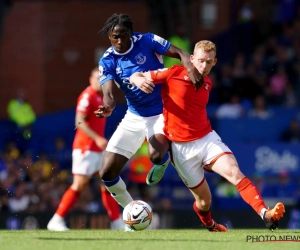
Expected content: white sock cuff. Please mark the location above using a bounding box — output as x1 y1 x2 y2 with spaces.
260 208 267 219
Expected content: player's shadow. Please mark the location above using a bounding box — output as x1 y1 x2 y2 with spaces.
37 237 232 242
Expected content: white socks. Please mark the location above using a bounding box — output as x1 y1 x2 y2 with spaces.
260 208 267 219
104 177 133 208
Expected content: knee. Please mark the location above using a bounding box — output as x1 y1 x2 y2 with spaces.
149 150 163 164
148 136 169 164
71 182 87 192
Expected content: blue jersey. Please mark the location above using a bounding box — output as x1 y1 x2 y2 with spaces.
99 32 170 117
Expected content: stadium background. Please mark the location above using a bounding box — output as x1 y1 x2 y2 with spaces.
0 0 299 230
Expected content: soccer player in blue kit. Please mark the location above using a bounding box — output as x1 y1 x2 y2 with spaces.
95 13 202 211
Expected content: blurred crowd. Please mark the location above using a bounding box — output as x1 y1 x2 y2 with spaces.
209 18 300 112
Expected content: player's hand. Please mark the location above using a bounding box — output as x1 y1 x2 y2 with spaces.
95 136 108 150
187 66 204 91
134 78 155 94
94 105 113 118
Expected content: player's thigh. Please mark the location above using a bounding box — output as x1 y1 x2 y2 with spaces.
211 154 244 185
145 113 165 139
72 149 101 176
202 130 232 168
202 131 244 184
106 113 146 159
171 141 204 188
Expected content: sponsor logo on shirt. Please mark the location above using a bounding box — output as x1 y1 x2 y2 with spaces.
153 34 168 46
135 53 146 65
116 67 122 74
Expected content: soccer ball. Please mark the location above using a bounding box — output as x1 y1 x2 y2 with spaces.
123 200 152 231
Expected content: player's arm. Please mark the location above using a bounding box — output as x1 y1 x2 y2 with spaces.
130 69 169 94
94 79 116 118
75 112 107 149
129 72 155 94
164 44 203 90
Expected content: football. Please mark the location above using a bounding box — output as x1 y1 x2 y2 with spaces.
123 200 153 231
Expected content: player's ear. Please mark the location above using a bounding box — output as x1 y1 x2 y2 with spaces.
213 58 217 66
190 54 194 63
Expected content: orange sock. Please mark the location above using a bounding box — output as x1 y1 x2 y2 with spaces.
56 188 80 217
193 201 213 227
101 188 120 221
236 177 266 215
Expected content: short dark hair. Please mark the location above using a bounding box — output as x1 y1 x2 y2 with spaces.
100 13 133 36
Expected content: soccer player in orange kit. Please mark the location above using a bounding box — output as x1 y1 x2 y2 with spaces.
47 67 123 231
129 40 285 231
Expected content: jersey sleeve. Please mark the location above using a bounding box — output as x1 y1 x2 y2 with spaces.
98 53 115 86
143 33 171 55
150 68 171 84
76 92 92 115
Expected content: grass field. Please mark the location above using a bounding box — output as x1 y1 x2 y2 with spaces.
0 229 299 250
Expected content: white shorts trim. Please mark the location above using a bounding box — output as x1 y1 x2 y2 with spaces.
72 149 104 176
171 130 232 188
106 111 164 159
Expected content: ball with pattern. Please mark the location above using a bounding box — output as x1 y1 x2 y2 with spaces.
123 200 152 231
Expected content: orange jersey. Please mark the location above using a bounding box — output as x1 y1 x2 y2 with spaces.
73 86 106 152
150 65 212 142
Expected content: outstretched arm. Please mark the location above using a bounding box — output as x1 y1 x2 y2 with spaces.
129 72 155 94
164 44 203 90
94 79 117 118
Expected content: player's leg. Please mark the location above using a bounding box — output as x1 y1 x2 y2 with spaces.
190 180 227 232
211 154 285 230
204 131 285 230
145 113 170 185
170 139 227 232
99 152 133 208
94 151 122 230
48 149 103 231
100 183 123 230
99 111 146 208
47 174 90 231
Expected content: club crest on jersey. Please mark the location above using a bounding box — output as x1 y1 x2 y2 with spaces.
204 83 209 90
135 53 146 65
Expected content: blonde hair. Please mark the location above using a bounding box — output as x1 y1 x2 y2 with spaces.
194 40 216 56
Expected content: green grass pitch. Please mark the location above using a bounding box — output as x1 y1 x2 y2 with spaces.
0 229 299 250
